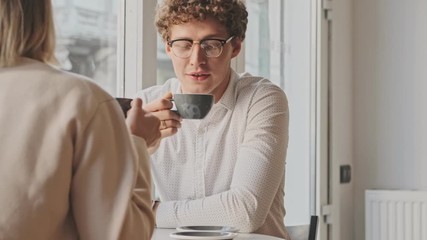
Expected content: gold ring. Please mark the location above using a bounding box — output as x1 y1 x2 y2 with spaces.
161 120 167 129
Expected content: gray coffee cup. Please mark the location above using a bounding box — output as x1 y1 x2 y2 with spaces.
172 94 214 119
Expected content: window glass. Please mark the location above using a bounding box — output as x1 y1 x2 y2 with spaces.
52 0 119 96
245 0 271 79
157 36 175 85
246 0 313 225
155 0 174 85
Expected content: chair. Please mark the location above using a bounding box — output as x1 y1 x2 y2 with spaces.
286 215 319 240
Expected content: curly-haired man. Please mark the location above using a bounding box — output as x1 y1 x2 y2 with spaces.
137 1 290 238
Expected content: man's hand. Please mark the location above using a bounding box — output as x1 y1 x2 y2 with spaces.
126 98 161 148
143 92 182 139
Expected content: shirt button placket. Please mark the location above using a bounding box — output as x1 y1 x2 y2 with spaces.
194 123 206 198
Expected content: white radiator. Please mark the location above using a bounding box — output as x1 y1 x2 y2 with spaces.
366 190 427 240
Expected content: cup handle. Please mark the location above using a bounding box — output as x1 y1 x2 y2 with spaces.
169 99 178 112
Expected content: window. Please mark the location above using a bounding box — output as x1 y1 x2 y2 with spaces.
52 0 318 227
52 0 119 96
157 35 174 85
244 0 316 225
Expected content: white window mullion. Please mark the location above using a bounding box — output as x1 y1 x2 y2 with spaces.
123 0 157 97
116 0 126 97
139 0 158 90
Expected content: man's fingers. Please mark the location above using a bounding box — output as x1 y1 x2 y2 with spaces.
162 91 173 99
159 119 182 130
160 127 179 138
143 92 173 112
143 98 172 112
131 98 143 108
151 109 182 122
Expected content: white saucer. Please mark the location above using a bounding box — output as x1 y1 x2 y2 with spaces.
176 226 238 233
170 231 238 239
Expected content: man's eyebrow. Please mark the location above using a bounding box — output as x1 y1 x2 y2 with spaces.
170 33 227 40
169 38 193 41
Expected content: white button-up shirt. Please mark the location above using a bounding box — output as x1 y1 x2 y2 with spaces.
136 70 289 239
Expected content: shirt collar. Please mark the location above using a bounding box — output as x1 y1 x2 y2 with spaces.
216 69 239 111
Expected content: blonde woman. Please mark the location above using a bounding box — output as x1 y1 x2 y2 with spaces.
0 0 159 239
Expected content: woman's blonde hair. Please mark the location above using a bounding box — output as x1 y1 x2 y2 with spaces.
155 0 248 41
0 0 56 67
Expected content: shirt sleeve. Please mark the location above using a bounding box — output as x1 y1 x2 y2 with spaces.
156 85 289 232
71 100 155 240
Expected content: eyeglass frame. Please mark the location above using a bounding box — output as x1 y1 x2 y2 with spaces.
167 36 235 58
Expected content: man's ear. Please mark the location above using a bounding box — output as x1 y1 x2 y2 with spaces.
231 38 242 58
165 42 173 57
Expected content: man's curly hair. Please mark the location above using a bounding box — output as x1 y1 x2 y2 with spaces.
155 0 248 41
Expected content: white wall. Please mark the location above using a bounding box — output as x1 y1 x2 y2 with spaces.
330 0 354 239
353 0 427 239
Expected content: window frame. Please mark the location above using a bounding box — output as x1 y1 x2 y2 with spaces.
240 0 319 225
122 0 327 229
121 0 157 98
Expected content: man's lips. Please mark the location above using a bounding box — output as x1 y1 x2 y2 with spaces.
187 72 210 80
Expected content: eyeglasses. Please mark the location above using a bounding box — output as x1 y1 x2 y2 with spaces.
167 36 235 58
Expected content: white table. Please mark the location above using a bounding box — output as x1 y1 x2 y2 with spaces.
152 228 285 240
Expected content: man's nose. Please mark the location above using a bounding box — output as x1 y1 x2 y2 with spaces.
189 44 207 65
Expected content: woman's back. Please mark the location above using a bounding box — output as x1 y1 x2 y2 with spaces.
0 58 153 240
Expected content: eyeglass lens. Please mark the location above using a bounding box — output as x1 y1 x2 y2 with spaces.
171 39 224 58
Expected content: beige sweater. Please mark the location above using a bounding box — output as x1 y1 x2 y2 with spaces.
0 58 154 240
